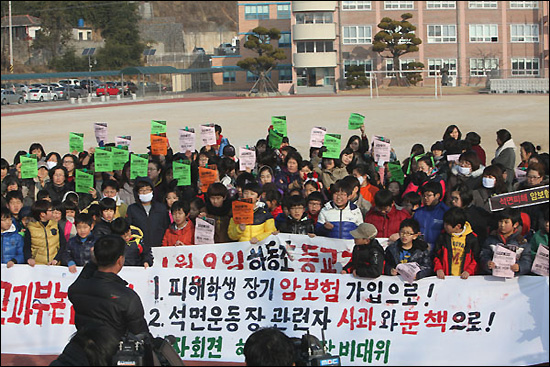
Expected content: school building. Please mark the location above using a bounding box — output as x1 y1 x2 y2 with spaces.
211 1 549 93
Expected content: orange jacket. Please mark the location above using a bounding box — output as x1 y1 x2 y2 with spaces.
162 221 195 246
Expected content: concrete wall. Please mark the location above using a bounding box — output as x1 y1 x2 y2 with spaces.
183 31 237 54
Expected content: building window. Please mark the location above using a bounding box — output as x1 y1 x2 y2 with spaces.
385 58 415 77
78 31 84 41
296 41 334 53
426 1 456 9
247 71 259 82
343 26 372 44
295 12 333 24
343 60 374 78
342 1 372 10
244 5 269 20
510 1 538 9
223 71 236 84
277 4 291 19
510 24 539 42
468 1 498 8
511 58 539 76
469 24 498 42
469 58 499 76
279 33 291 48
278 67 292 81
384 1 414 9
428 58 457 77
87 31 92 40
427 25 457 43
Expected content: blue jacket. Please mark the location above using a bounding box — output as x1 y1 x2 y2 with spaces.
62 233 96 267
315 201 363 239
1 223 25 264
413 201 449 252
480 231 532 276
384 238 434 280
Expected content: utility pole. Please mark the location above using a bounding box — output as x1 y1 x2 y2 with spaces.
9 0 14 73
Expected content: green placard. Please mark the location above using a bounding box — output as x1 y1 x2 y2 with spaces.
348 113 365 130
94 147 113 172
75 169 94 194
323 134 341 159
268 129 284 149
20 154 37 179
173 161 191 186
112 146 129 171
151 120 167 135
69 132 84 153
271 116 287 137
130 153 148 179
387 162 405 185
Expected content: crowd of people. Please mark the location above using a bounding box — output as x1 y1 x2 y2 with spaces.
1 122 549 280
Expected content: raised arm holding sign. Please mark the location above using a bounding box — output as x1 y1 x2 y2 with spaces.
271 116 287 137
348 113 365 130
232 200 254 225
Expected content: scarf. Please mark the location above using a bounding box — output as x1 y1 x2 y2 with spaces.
495 139 516 158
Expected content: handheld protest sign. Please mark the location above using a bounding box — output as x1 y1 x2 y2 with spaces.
268 129 284 150
387 162 405 185
194 217 216 245
372 136 391 163
111 146 129 171
151 120 167 135
271 116 287 137
232 200 254 225
94 147 113 172
239 146 256 171
310 127 326 148
115 136 132 151
322 134 341 159
179 128 196 153
200 124 216 146
69 132 84 153
150 134 168 156
94 122 108 145
199 165 218 193
348 113 365 130
75 169 94 194
130 153 148 179
20 154 38 179
173 160 191 186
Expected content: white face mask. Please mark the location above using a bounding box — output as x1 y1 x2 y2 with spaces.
46 161 57 170
357 176 365 185
458 166 471 176
482 177 496 188
139 192 154 203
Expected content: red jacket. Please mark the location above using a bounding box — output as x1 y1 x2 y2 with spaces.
162 221 195 246
364 206 410 238
433 222 478 276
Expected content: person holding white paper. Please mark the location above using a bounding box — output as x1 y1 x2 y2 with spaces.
384 218 433 281
480 208 532 276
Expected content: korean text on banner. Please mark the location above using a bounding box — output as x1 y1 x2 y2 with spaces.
194 217 215 245
372 137 391 163
489 185 549 211
94 147 113 172
150 134 168 156
115 136 132 151
199 166 218 193
172 160 191 187
111 146 129 171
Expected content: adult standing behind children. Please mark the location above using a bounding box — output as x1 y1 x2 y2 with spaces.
491 129 516 190
126 177 170 248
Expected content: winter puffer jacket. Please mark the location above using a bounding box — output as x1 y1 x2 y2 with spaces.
315 201 364 239
413 201 449 250
1 223 24 264
24 220 66 265
480 230 532 276
342 240 385 278
364 205 410 238
162 221 195 246
228 203 277 242
124 225 153 267
278 214 315 235
62 233 96 267
433 221 478 276
384 238 434 280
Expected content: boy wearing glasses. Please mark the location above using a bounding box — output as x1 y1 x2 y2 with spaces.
384 218 433 280
24 199 67 266
413 181 449 254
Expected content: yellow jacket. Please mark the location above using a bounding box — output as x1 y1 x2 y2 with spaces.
26 220 62 265
228 206 276 242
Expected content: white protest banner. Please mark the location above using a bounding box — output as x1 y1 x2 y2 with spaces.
179 128 195 153
153 234 358 273
1 265 549 366
115 135 132 151
491 244 516 278
94 122 108 144
310 127 327 148
239 147 256 171
531 245 549 276
194 217 215 245
372 137 391 163
446 154 461 164
200 124 216 146
396 262 420 283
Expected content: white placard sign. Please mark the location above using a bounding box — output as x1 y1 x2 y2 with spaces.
179 129 196 153
239 147 256 171
194 217 215 245
491 244 516 278
396 262 421 283
531 244 549 276
200 125 216 146
310 127 327 148
115 136 132 151
372 138 391 163
94 122 108 144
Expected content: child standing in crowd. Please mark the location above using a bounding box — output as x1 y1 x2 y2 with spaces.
433 207 479 279
341 223 384 278
162 201 195 246
61 213 96 273
277 195 315 236
1 206 24 267
228 182 277 244
364 189 410 242
414 182 449 253
315 180 363 239
92 197 117 238
306 191 324 225
204 183 233 243
110 217 153 268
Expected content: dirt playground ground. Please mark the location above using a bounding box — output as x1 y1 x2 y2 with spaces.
1 93 548 168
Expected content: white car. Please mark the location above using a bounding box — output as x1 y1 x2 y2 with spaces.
27 88 58 102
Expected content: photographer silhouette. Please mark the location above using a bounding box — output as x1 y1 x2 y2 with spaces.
244 327 296 366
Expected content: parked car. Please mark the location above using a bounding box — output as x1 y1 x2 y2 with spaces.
139 82 168 93
114 81 138 95
12 83 29 94
58 79 80 87
80 79 101 92
217 43 237 55
27 88 57 102
96 84 120 96
54 86 89 100
193 47 206 54
1 90 25 105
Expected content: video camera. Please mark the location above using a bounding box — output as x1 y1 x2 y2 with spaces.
291 329 341 366
112 333 184 366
